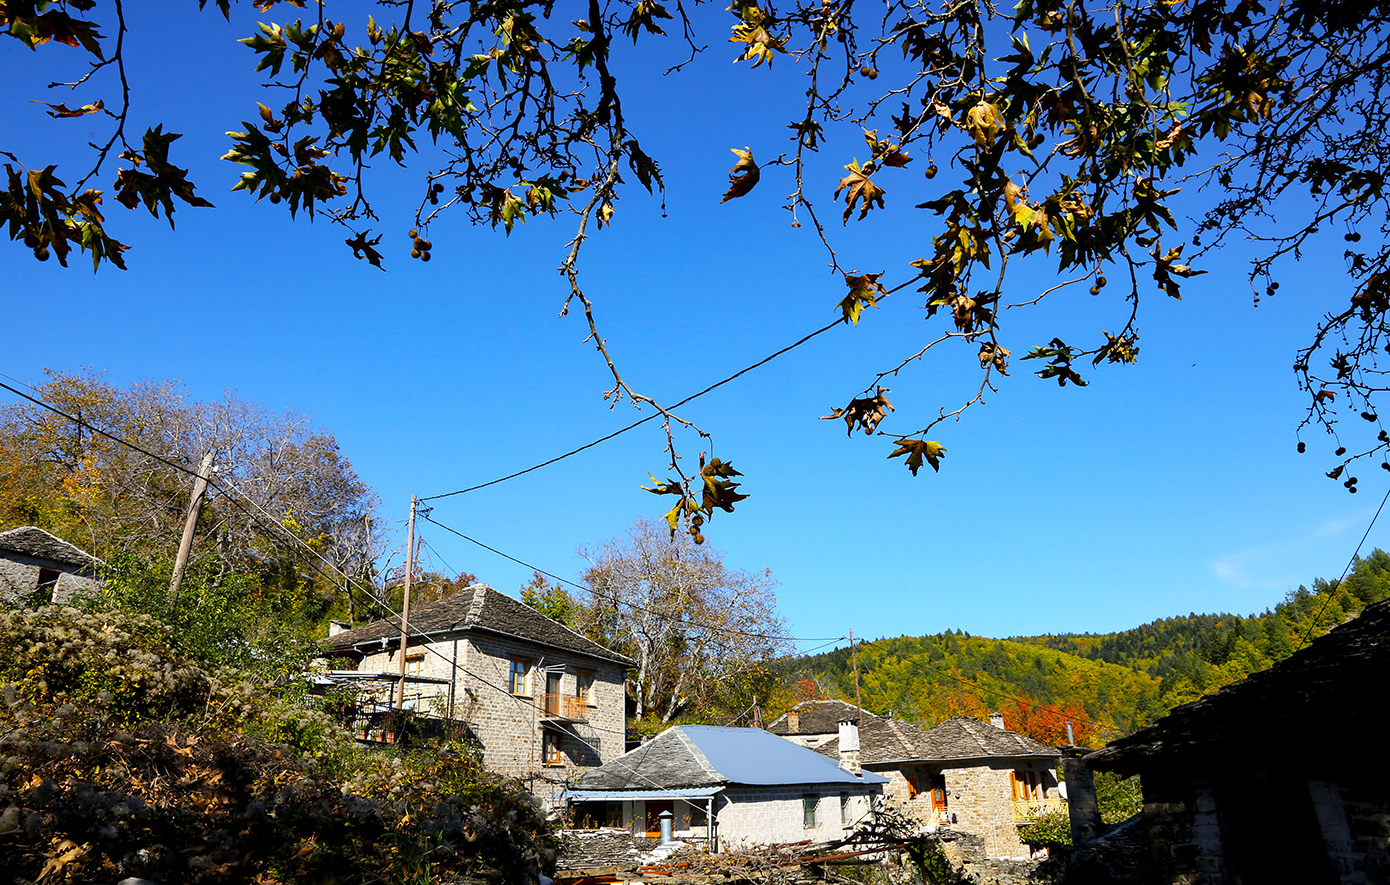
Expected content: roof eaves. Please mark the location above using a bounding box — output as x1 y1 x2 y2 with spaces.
467 623 635 667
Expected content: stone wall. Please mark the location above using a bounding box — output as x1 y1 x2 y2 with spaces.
877 763 942 829
0 552 103 606
714 784 878 850
940 758 1058 859
354 628 626 806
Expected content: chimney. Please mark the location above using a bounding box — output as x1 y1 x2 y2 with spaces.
989 711 1006 730
838 717 861 775
788 710 800 734
328 620 352 637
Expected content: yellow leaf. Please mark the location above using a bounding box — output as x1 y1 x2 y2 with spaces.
965 101 1005 148
721 147 760 202
835 159 886 222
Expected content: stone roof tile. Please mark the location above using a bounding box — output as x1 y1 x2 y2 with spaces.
325 583 635 666
0 526 103 571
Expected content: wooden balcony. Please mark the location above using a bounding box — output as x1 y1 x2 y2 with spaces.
1012 797 1067 822
539 693 589 720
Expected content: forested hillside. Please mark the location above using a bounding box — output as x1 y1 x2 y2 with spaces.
784 553 1390 746
785 634 1162 746
1014 550 1390 711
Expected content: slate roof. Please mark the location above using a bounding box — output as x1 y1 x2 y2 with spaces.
1088 597 1390 776
765 699 876 735
817 715 1058 764
0 527 103 571
573 725 888 791
556 829 659 871
325 583 635 667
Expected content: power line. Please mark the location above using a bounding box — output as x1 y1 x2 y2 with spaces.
420 512 847 644
416 279 923 503
0 373 1125 742
1291 481 1390 651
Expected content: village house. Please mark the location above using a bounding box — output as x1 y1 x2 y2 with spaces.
324 583 634 804
564 724 887 852
1068 596 1390 884
771 700 1062 859
0 526 105 607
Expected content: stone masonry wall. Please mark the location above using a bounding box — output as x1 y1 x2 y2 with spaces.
714 784 877 850
355 629 626 807
878 764 940 829
941 759 1057 860
1135 782 1225 884
0 553 103 606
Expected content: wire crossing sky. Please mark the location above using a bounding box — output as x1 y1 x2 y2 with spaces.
3 2 1386 646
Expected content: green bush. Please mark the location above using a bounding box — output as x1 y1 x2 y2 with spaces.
1097 771 1143 824
1019 810 1072 847
0 606 555 884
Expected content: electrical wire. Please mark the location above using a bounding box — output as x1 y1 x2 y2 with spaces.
420 512 848 644
0 374 1125 744
418 316 847 502
1290 481 1390 651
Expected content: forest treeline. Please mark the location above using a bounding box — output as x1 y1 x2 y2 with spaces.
1013 550 1390 712
782 551 1390 747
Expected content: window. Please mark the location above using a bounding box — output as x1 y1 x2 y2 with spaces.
542 730 563 765
905 774 919 799
405 654 424 677
803 794 819 828
576 670 595 704
1011 770 1042 802
840 792 852 825
509 658 531 695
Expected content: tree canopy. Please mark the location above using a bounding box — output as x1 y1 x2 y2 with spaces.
6 0 1390 531
580 516 790 723
0 369 380 667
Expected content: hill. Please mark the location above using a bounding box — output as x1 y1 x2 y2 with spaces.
784 633 1161 746
781 551 1390 746
1013 550 1390 711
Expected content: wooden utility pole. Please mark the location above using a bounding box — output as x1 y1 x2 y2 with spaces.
168 452 215 614
849 628 863 726
396 495 417 711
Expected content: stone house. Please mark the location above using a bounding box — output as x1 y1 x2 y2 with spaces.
1068 596 1390 884
0 526 105 606
766 698 865 749
564 725 887 852
324 583 634 803
773 700 1062 859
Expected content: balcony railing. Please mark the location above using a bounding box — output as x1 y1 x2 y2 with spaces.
1012 797 1067 822
539 693 589 720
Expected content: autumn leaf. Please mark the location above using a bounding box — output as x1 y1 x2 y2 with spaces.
863 128 911 168
39 99 105 118
822 387 893 435
720 147 760 203
888 437 946 475
965 100 1005 147
729 4 787 67
978 341 1011 374
835 159 885 222
345 230 384 269
700 457 748 513
839 271 887 324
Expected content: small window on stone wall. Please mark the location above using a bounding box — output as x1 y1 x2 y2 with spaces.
803 794 819 828
840 792 851 825
509 658 531 695
543 730 564 765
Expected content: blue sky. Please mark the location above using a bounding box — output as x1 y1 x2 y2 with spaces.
1 2 1379 650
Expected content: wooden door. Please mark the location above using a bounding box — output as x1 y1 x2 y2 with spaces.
544 672 562 715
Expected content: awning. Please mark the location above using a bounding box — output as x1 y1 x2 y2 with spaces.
563 787 724 802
